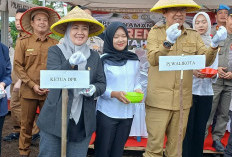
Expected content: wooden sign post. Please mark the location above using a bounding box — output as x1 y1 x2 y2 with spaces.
159 55 206 157
40 70 90 157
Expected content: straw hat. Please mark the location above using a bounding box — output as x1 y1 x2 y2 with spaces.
50 6 104 37
150 0 201 13
20 7 60 35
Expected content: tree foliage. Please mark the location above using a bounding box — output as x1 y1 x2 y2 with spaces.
9 21 18 48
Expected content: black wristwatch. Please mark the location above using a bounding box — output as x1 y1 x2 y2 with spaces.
163 40 174 49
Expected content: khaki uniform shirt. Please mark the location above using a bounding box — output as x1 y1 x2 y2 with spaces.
146 24 218 110
11 31 31 84
14 34 58 100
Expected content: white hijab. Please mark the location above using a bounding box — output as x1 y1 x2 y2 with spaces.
192 12 212 47
57 23 90 124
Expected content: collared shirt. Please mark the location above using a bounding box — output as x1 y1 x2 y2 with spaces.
192 53 218 96
146 24 218 110
14 34 58 100
96 60 141 119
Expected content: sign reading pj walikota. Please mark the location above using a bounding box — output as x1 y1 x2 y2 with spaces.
40 70 89 89
159 55 206 71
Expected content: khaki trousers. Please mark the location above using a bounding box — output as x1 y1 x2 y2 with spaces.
143 106 190 157
10 84 39 134
19 98 44 156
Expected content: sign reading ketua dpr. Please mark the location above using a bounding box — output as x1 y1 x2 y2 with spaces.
159 55 206 71
40 70 89 89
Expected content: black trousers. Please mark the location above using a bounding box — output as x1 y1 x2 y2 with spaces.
95 111 133 157
0 116 5 157
182 95 213 157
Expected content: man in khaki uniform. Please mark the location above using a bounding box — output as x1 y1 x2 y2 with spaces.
14 7 60 157
3 8 40 143
144 0 227 157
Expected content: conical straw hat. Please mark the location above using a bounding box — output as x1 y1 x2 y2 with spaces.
20 7 60 35
51 6 104 37
150 0 200 13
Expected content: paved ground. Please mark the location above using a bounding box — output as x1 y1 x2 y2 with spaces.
1 114 225 157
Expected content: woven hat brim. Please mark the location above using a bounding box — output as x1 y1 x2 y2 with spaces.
50 19 104 37
20 7 60 35
150 4 200 13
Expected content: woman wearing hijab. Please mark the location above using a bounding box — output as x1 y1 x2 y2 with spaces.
182 12 218 157
95 21 143 157
37 7 106 157
0 42 11 157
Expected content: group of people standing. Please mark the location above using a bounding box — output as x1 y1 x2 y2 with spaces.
1 0 232 157
0 4 142 157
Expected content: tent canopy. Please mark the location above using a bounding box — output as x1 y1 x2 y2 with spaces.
46 0 231 13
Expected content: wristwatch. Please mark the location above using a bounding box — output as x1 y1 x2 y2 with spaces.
163 40 174 49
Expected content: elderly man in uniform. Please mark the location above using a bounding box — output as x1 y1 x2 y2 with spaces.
3 8 40 143
211 4 230 36
14 7 60 157
144 0 227 156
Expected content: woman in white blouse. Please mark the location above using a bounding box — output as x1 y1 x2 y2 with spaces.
95 21 143 157
182 12 218 157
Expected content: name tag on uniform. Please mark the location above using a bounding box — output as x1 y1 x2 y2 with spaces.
159 55 205 71
40 70 89 89
26 49 34 51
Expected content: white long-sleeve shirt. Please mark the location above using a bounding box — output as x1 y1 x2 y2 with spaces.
192 53 218 96
96 60 142 119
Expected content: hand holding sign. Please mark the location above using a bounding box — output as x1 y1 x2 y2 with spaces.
79 84 96 97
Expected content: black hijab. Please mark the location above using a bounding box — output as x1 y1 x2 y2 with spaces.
101 21 139 66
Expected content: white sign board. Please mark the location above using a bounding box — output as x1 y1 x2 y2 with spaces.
40 70 89 89
159 55 206 71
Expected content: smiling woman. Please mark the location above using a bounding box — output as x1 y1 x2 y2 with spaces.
36 6 106 157
70 22 89 46
182 12 220 157
95 22 143 157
